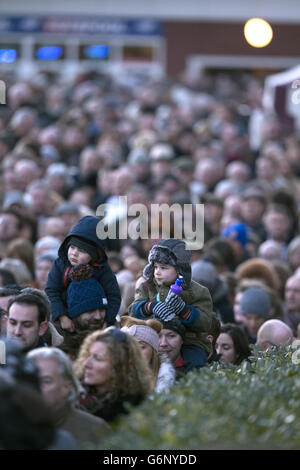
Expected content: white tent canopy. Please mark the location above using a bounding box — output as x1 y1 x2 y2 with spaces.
263 64 300 130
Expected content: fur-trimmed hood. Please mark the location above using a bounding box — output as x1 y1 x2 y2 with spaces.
155 353 176 393
143 239 191 289
45 322 64 347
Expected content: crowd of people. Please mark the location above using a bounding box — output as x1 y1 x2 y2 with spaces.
0 66 300 449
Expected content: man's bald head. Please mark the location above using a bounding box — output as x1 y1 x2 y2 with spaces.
257 319 294 350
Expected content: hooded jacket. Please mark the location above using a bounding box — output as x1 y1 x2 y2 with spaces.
45 216 121 325
143 239 192 290
129 239 213 354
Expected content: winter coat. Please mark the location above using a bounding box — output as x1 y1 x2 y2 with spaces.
132 238 213 354
212 281 235 324
128 279 213 355
173 354 188 379
54 404 110 448
207 349 222 364
78 386 143 423
45 216 121 325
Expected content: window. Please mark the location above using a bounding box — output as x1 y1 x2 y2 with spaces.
0 43 20 63
79 44 110 60
122 45 153 62
34 44 65 60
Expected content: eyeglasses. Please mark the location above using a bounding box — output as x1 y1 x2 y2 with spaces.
105 326 127 342
265 340 277 347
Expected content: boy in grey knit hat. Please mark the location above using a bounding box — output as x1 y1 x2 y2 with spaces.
128 239 213 371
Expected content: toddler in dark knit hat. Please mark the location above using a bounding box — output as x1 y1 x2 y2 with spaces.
45 216 121 333
128 238 213 371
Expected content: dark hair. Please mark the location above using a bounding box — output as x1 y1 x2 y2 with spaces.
2 208 23 230
3 337 41 388
265 203 293 221
207 312 221 349
0 307 6 316
0 307 6 334
7 291 50 323
220 323 251 365
57 330 90 361
0 377 56 450
204 237 235 268
0 269 17 287
271 189 297 218
222 272 238 302
0 339 55 449
201 193 224 208
160 174 180 185
0 285 24 297
4 207 38 244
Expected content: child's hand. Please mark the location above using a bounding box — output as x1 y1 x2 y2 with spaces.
165 291 186 316
60 315 75 332
152 302 175 322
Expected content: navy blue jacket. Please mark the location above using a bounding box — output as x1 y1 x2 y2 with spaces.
45 216 121 325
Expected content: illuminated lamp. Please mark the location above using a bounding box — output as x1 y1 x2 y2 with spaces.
244 18 273 48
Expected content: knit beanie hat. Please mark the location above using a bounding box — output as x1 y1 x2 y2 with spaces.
160 318 186 341
67 236 99 264
121 324 159 352
240 287 271 319
221 223 248 247
191 260 218 293
67 264 108 318
143 239 191 289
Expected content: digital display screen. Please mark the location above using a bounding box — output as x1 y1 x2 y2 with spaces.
79 44 109 60
0 43 20 63
0 49 18 63
34 45 65 60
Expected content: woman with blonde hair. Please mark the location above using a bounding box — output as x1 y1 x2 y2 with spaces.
120 315 176 393
74 326 154 422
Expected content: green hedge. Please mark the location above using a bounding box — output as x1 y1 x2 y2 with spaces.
96 346 300 450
